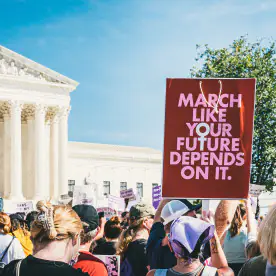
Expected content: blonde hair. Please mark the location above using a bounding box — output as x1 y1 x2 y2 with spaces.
0 212 11 234
258 204 276 265
31 201 82 244
116 217 144 258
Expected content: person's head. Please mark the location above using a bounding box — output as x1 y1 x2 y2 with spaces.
229 203 246 238
117 203 155 257
0 212 11 234
129 202 155 232
104 216 122 240
31 201 82 264
72 204 99 246
121 211 129 221
9 213 29 235
120 211 129 229
161 200 200 234
246 241 261 260
258 204 276 265
168 216 214 265
26 211 39 231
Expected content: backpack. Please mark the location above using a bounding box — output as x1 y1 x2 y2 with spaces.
0 236 15 275
120 257 135 276
154 266 217 276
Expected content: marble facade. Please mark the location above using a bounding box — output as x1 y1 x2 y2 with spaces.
0 45 78 201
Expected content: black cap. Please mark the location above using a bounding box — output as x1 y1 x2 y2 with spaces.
178 199 202 212
73 205 99 232
9 213 27 223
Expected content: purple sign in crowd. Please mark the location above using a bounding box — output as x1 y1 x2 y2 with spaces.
152 185 162 209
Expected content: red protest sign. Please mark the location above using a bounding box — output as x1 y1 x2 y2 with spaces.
162 78 255 199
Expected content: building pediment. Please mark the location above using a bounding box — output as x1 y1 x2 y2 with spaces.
0 45 78 88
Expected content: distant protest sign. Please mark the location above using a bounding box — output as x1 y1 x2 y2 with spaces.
0 198 3 212
120 188 135 199
250 184 266 197
152 185 162 209
95 255 120 276
162 78 256 199
108 195 125 211
4 201 33 214
72 185 95 207
96 207 116 219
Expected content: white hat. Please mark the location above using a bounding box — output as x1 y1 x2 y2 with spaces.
161 200 189 225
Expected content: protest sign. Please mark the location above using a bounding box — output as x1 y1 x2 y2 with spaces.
4 201 33 214
120 188 135 199
108 195 125 211
162 78 256 199
249 184 266 197
0 198 3 212
72 185 95 207
152 185 162 209
95 255 120 276
96 207 116 219
58 194 72 205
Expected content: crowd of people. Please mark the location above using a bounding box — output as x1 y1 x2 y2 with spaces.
0 197 274 276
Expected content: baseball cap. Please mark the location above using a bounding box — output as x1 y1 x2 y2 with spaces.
73 205 99 232
179 199 202 212
161 200 189 225
129 203 155 220
169 216 214 258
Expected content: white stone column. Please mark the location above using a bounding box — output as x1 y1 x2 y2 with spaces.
44 120 50 198
34 104 46 200
58 106 70 196
26 117 34 199
50 114 59 199
3 114 11 198
9 101 23 200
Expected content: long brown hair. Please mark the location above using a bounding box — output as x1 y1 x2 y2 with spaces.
229 204 246 238
116 218 144 259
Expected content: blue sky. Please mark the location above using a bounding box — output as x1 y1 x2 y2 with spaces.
1 0 275 150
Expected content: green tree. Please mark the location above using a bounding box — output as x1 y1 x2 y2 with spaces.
191 36 276 191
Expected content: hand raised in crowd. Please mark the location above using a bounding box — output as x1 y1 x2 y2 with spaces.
201 210 215 225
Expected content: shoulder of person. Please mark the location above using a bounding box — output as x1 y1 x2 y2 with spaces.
150 222 165 236
146 270 156 276
73 267 90 276
238 255 266 276
2 259 22 275
147 223 165 248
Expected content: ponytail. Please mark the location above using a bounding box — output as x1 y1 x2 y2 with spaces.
229 204 246 238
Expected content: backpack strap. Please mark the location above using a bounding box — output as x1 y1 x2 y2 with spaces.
154 269 168 276
0 236 15 262
201 266 217 276
16 259 23 276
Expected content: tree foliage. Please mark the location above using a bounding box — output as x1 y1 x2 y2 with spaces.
191 36 276 191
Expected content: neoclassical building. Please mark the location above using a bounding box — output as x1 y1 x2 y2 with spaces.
0 45 162 205
0 45 78 201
